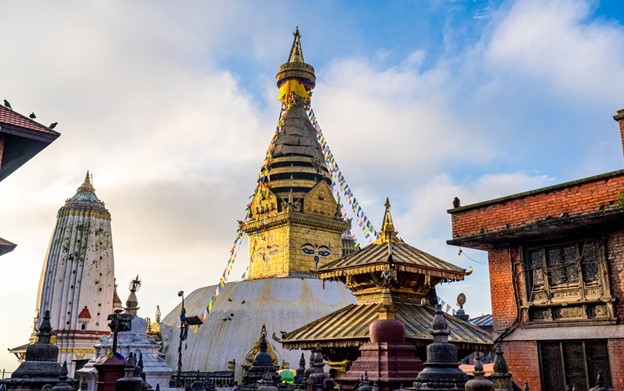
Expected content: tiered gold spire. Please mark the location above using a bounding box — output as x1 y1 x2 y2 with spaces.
276 27 316 105
374 197 402 244
77 171 95 193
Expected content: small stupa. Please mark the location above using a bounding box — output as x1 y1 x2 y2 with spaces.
1 311 76 390
241 325 280 390
465 354 494 391
407 305 469 390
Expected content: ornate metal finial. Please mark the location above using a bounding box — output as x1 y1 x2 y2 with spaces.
129 275 141 293
457 293 466 309
374 197 401 245
113 279 123 312
523 380 529 391
77 171 96 193
288 26 304 64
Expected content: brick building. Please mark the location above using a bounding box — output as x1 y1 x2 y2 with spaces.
447 108 624 390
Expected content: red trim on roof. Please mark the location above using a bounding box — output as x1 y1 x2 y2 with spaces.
0 105 60 137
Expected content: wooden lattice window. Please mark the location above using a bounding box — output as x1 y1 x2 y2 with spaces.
524 239 613 323
539 340 611 391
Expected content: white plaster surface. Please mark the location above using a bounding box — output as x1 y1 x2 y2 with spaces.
160 277 355 381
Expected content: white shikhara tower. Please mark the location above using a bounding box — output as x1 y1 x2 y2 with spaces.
35 172 116 375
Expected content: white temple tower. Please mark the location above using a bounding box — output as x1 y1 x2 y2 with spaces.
35 172 116 375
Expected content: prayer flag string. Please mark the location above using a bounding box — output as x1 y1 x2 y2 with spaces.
306 107 378 244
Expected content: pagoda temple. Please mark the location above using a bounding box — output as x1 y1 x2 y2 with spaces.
277 199 492 375
160 28 356 381
28 173 116 375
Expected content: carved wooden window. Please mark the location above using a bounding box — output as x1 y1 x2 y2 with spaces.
524 239 613 323
539 340 611 391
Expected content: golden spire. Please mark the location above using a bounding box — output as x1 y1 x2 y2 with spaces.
276 27 316 105
374 197 402 244
76 170 95 193
287 27 305 64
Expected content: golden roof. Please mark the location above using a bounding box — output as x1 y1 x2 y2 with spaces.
319 199 468 281
277 302 492 351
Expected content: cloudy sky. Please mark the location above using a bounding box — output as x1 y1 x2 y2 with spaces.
1 0 623 371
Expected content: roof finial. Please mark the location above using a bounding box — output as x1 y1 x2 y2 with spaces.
375 197 401 244
76 170 95 193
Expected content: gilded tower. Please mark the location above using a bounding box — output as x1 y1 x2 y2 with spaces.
243 28 349 279
35 172 116 375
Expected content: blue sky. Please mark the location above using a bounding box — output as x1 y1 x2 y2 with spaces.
1 0 623 371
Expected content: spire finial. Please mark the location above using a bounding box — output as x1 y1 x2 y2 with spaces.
76 170 95 193
276 27 316 105
288 26 305 64
374 197 401 244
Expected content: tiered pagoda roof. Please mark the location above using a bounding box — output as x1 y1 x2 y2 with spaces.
278 199 492 352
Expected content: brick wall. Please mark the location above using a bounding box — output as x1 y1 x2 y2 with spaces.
607 230 624 322
500 341 541 390
450 172 624 238
488 247 521 332
608 339 624 390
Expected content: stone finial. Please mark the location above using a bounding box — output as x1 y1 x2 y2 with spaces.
464 354 494 390
431 304 451 342
491 343 513 390
38 310 53 343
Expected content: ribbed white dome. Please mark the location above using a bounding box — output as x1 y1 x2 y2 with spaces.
161 277 355 379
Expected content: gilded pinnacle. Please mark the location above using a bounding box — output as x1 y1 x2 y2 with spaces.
276 27 316 90
374 197 401 244
77 170 95 193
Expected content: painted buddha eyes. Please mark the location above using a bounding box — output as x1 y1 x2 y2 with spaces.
317 247 331 257
301 243 332 265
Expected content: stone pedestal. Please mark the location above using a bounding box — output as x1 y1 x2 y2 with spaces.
339 319 422 391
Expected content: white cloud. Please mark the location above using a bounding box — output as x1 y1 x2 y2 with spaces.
485 0 624 104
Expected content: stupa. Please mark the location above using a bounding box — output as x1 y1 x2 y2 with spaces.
160 28 356 381
19 172 116 376
1 311 76 391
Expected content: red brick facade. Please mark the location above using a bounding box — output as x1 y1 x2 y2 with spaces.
488 247 519 332
450 171 624 240
499 341 541 390
608 339 624 390
448 111 624 389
